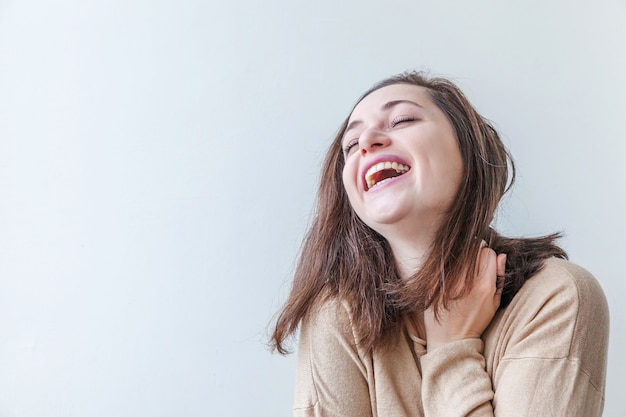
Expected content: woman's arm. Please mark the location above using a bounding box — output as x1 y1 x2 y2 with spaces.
420 338 495 416
420 246 504 416
419 257 609 416
293 299 372 417
488 259 609 416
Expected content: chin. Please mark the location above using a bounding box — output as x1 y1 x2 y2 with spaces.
360 208 412 232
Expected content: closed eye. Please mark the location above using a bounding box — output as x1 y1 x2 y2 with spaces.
343 139 359 157
391 116 417 128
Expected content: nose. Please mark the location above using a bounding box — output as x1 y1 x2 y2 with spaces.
358 127 391 155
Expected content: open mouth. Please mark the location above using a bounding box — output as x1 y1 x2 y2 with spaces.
365 161 410 191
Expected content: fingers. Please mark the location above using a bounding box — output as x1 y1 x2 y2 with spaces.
496 253 507 293
424 245 507 350
477 244 506 279
476 245 497 282
476 247 506 307
496 253 507 278
493 282 503 306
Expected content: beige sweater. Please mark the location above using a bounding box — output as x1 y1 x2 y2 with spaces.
293 258 609 416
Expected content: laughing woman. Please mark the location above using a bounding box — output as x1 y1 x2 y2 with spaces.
271 72 609 416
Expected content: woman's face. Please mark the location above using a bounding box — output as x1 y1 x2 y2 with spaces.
341 83 463 239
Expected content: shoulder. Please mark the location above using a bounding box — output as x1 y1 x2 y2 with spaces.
491 257 609 385
528 257 609 352
483 258 609 417
301 297 355 340
294 297 371 414
515 257 608 321
505 257 609 331
298 297 364 364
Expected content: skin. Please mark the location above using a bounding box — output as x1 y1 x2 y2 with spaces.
341 84 506 350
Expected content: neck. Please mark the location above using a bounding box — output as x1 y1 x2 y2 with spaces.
374 211 442 279
386 231 434 279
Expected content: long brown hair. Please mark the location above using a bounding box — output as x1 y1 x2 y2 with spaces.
271 71 566 354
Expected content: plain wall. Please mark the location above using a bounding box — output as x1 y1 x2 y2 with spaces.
0 0 624 416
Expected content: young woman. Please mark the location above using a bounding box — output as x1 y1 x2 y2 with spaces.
271 72 609 416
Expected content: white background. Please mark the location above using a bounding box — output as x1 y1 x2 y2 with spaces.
0 0 624 416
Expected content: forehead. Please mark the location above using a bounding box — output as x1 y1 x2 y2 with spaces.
349 83 433 121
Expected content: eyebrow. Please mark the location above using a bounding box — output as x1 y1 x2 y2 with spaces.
343 99 423 138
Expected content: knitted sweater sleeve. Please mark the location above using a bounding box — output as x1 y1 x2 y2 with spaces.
293 299 373 417
420 339 495 416
418 259 609 417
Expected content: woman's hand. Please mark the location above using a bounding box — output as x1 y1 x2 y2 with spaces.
424 246 507 352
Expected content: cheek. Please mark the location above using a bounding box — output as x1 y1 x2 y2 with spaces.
441 148 464 200
448 144 464 184
424 132 464 202
341 162 362 211
341 161 357 193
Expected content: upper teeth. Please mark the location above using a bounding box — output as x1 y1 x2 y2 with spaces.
365 161 410 190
